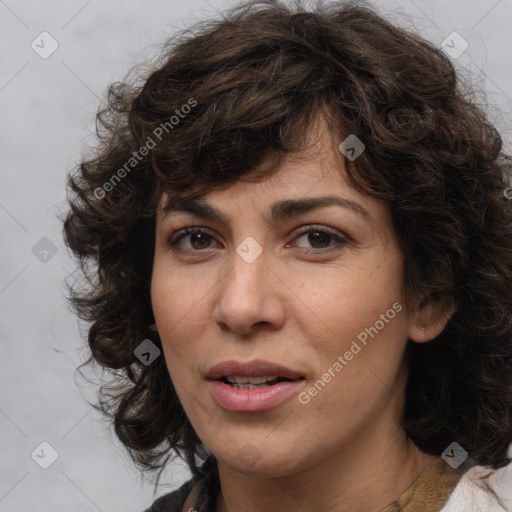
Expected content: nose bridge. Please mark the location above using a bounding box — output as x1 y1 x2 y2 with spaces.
213 241 284 334
225 243 269 304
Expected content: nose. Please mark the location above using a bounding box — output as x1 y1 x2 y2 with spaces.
212 248 286 337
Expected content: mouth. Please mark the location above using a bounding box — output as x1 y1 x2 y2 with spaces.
206 359 306 412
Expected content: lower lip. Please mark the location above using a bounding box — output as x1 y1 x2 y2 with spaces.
208 379 305 412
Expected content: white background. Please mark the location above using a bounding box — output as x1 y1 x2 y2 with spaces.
1 0 511 510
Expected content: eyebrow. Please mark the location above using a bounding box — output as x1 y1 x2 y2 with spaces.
160 195 372 226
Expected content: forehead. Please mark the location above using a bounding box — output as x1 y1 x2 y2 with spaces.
154 113 389 229
158 119 350 209
158 147 339 212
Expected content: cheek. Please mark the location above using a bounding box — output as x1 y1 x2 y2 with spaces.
150 265 212 377
305 250 404 323
151 258 211 331
299 252 407 372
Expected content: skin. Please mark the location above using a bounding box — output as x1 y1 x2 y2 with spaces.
151 116 454 512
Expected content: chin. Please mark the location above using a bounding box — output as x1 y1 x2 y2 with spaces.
217 445 308 478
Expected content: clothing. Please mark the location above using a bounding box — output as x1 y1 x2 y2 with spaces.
143 455 509 512
442 462 511 512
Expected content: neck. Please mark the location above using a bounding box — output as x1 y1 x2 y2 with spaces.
216 438 434 512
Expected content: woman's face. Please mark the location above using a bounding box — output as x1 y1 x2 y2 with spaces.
151 123 424 477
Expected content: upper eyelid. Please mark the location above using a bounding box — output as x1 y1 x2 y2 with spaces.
169 224 342 237
168 225 348 247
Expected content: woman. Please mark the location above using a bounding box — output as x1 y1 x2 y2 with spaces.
62 0 512 510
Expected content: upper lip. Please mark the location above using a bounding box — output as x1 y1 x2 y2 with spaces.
207 359 304 380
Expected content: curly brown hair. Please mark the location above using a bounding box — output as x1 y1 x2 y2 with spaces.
62 0 512 482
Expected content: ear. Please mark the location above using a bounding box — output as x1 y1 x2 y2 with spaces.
408 293 456 343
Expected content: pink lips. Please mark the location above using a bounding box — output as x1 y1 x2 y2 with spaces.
206 359 305 412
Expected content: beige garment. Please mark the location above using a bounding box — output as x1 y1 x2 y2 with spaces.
380 457 473 512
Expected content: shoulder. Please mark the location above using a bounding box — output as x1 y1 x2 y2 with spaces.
142 477 198 512
441 463 512 512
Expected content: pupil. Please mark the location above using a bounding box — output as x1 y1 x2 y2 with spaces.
192 233 210 249
309 231 329 248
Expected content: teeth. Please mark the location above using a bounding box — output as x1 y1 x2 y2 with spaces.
230 383 272 389
226 376 279 384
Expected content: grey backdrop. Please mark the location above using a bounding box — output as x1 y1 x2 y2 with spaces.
1 0 511 510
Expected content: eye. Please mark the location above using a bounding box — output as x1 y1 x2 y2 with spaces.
167 227 217 252
288 226 348 253
167 225 348 255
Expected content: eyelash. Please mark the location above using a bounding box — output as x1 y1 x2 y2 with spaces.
166 225 349 255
